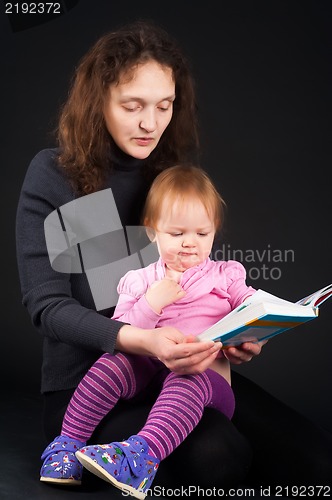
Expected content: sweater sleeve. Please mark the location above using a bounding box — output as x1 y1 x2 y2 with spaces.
112 270 161 328
222 260 256 309
15 149 124 354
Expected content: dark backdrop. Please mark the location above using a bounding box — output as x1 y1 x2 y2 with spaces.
1 0 331 432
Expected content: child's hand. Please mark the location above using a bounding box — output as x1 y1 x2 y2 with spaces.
145 278 186 314
223 340 268 364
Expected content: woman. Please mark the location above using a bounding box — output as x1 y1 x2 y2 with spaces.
16 19 332 490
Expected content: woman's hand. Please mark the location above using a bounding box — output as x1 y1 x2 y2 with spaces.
116 325 221 374
222 340 268 365
153 331 222 374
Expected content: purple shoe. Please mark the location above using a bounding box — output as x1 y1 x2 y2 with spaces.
40 435 86 485
76 435 159 499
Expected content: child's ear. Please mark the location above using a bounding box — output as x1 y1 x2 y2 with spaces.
145 227 156 242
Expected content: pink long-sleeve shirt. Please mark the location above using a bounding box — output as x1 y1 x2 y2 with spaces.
112 258 255 335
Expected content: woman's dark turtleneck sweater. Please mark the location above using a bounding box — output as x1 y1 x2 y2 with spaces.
108 144 150 227
16 147 151 393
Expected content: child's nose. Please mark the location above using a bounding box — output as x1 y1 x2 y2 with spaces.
182 236 196 247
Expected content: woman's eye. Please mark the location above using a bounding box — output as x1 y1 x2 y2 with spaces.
123 103 141 112
158 101 172 112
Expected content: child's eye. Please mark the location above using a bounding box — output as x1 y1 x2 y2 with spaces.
170 233 182 237
198 233 208 237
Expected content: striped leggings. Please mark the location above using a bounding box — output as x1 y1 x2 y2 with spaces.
61 352 235 460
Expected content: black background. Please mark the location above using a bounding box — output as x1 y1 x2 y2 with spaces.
1 0 331 432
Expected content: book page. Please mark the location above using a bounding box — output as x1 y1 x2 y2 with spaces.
243 289 302 307
296 284 332 308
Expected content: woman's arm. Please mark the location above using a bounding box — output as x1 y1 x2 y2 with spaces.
16 150 123 354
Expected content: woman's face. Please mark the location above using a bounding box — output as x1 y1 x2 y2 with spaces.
104 60 176 159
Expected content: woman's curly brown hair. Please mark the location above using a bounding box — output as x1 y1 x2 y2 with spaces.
56 19 199 196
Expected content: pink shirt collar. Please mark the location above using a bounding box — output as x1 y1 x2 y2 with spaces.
155 257 212 285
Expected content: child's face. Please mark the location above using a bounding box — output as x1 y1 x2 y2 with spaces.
154 198 215 272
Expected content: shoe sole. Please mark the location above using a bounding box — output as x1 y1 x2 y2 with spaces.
75 451 146 499
40 476 81 486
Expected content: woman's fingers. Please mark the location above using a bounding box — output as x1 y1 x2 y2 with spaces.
163 340 221 374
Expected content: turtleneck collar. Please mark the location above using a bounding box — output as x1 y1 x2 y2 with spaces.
110 143 146 172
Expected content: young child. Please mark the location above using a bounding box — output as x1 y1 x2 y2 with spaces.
40 165 256 499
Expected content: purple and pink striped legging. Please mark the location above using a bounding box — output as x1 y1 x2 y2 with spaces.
61 352 235 461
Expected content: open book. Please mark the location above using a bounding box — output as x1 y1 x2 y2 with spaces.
197 283 332 347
